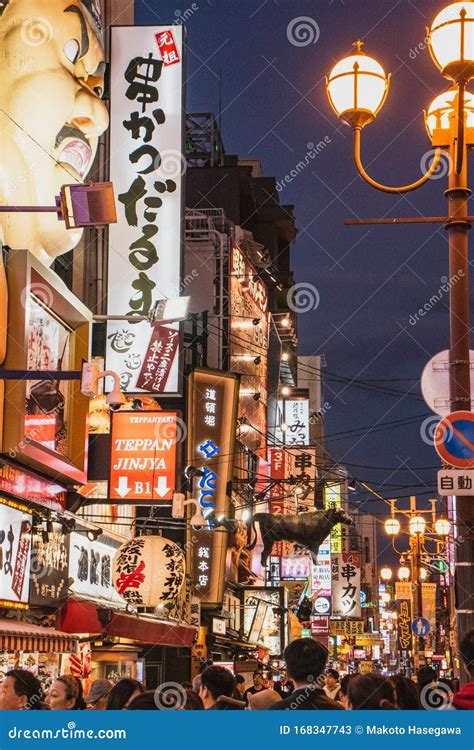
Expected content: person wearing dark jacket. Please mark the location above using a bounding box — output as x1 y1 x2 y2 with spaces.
453 629 474 710
0 670 49 710
270 638 343 710
199 666 245 710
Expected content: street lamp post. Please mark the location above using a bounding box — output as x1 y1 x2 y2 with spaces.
326 2 474 681
384 497 451 669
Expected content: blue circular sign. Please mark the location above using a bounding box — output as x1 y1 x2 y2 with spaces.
411 617 431 637
435 411 474 468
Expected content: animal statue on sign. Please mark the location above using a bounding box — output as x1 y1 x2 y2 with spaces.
248 507 353 566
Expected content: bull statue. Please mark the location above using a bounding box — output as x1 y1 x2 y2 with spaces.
248 507 353 566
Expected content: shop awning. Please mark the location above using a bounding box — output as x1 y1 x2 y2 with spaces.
59 601 196 647
0 619 78 653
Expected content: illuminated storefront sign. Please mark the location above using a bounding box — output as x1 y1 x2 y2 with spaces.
311 537 331 615
109 412 177 502
275 398 310 446
29 528 69 607
2 251 92 484
243 587 286 656
68 532 124 606
0 500 32 607
188 369 239 606
422 582 437 631
0 460 66 513
324 483 343 553
107 26 185 394
329 619 365 636
332 552 361 617
229 246 269 451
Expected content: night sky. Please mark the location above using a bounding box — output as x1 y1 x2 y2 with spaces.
135 0 473 544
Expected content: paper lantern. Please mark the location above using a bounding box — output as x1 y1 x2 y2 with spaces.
113 535 185 608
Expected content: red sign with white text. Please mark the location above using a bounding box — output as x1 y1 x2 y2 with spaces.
109 412 177 502
155 29 181 66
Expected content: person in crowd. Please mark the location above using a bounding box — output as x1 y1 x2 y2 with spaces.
199 665 244 710
192 674 202 694
270 638 343 710
391 674 421 710
234 674 246 699
323 669 342 701
248 689 281 710
85 679 112 710
339 673 356 709
347 674 398 710
126 691 160 710
46 676 85 710
416 666 437 693
243 671 265 703
0 669 48 710
106 678 144 710
453 628 474 710
181 689 204 710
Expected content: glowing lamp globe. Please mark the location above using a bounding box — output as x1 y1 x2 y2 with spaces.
428 2 474 82
425 88 474 142
419 567 428 581
380 566 393 581
398 565 411 581
435 518 451 536
113 535 185 608
385 518 401 536
326 42 390 128
409 515 426 536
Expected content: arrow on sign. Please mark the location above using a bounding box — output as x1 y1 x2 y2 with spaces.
115 476 131 499
154 476 171 498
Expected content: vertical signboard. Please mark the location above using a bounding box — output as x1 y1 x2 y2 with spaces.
0 501 32 607
311 537 332 615
422 582 437 632
269 448 286 556
188 369 240 606
108 26 184 393
282 399 310 445
109 412 177 502
229 246 269 451
324 483 343 553
331 552 361 617
396 585 413 657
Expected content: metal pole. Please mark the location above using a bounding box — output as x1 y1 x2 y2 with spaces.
447 130 474 684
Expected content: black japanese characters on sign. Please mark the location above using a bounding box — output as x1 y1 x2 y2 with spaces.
107 27 184 394
29 530 69 607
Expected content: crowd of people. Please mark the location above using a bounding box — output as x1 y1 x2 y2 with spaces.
0 630 472 712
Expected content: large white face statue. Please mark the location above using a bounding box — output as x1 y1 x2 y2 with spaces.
0 0 109 265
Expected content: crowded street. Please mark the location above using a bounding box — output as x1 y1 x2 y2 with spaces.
0 0 472 747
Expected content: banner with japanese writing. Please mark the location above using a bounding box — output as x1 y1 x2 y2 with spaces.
397 598 413 655
107 27 184 394
0 502 32 606
422 582 437 631
331 552 361 617
188 369 240 606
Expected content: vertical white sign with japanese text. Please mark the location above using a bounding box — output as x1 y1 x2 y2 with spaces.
331 552 361 617
108 26 184 393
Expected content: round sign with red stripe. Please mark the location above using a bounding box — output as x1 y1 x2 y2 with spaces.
434 410 474 468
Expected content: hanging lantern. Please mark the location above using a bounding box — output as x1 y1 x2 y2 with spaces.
113 535 185 608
